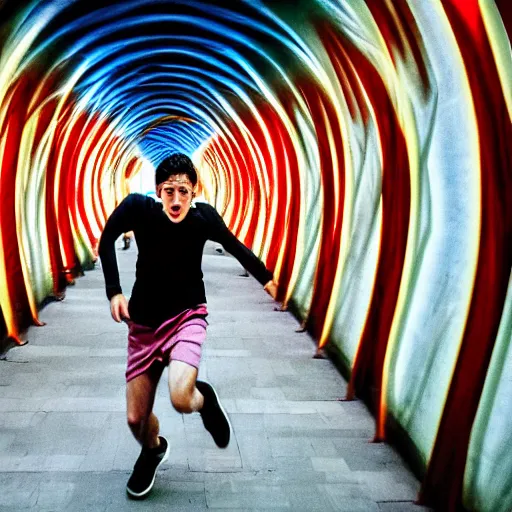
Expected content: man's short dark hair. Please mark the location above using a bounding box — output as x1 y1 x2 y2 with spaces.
155 153 198 186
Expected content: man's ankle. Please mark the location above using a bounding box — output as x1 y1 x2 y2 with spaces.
144 437 161 451
196 380 211 406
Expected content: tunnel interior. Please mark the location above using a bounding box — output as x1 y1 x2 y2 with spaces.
0 1 511 510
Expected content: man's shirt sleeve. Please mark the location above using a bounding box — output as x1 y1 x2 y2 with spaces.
202 203 273 286
98 193 141 300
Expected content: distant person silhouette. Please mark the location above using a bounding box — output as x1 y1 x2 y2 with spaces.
122 231 133 250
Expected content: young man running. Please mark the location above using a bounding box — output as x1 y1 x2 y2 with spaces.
98 153 277 499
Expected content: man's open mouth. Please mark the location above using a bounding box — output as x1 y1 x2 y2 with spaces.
170 205 181 216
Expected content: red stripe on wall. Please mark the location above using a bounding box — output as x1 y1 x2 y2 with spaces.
249 101 289 273
0 77 36 339
335 30 410 425
298 78 345 342
60 108 88 276
44 98 67 295
274 87 301 301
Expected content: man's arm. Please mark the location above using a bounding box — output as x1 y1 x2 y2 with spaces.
98 194 139 321
202 204 276 293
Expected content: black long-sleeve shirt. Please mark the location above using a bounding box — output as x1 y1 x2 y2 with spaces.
98 193 273 327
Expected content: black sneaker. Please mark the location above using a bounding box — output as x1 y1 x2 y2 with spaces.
196 380 231 448
126 436 169 499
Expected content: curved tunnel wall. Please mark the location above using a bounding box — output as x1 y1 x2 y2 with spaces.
0 1 511 510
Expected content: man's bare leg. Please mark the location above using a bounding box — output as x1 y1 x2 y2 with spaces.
168 360 203 413
126 363 163 448
168 360 231 448
125 363 169 499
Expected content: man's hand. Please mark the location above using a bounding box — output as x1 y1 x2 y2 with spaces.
264 280 278 300
110 294 130 323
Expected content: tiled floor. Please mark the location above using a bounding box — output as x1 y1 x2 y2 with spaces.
0 241 431 511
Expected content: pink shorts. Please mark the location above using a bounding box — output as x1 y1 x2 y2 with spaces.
126 304 208 382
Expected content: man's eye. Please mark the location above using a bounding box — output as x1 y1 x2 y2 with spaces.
165 189 174 196
179 188 189 195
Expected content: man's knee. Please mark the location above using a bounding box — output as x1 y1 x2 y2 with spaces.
171 387 194 413
127 411 146 434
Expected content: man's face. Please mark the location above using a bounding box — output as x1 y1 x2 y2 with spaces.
157 174 195 223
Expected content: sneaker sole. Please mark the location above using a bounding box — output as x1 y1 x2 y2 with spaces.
126 439 170 499
205 381 232 448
